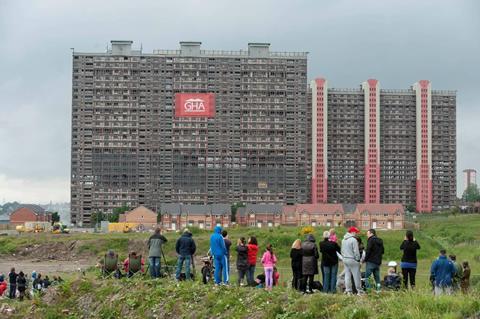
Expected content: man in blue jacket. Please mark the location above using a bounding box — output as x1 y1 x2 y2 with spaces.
430 249 455 296
175 228 196 281
210 226 229 285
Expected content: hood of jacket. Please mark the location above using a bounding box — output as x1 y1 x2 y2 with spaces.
343 232 356 240
181 232 192 238
214 226 222 234
306 234 316 243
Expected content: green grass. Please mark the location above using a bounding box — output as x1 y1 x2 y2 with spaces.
2 213 480 318
4 275 480 319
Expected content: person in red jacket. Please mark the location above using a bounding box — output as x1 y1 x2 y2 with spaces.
247 236 259 286
0 275 7 296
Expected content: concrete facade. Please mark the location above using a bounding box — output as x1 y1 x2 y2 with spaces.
311 78 456 212
71 40 309 226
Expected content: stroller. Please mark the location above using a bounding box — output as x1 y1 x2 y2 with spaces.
200 255 214 284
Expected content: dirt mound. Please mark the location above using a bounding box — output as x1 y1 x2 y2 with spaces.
16 240 84 261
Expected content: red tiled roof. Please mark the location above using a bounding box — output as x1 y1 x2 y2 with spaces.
356 203 404 214
294 203 344 214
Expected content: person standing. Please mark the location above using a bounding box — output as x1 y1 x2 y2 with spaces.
320 230 341 293
301 234 319 293
341 227 363 295
175 228 196 281
449 255 463 291
364 229 384 291
400 230 420 289
430 249 455 296
261 244 277 291
290 239 303 291
222 230 232 279
8 267 17 299
246 236 259 286
0 275 7 297
16 272 27 301
236 237 249 286
210 226 228 285
148 227 168 278
461 261 471 294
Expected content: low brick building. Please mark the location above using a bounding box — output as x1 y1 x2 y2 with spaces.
160 204 231 231
288 203 404 230
237 204 283 228
118 206 158 229
9 205 52 226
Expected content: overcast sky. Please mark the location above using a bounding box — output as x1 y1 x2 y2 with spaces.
0 0 479 204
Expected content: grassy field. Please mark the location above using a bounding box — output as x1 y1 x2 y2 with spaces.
1 213 480 318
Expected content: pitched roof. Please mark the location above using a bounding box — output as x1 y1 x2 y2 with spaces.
243 204 283 214
294 203 344 214
160 203 182 215
125 205 156 217
211 204 231 215
16 204 47 215
182 204 210 215
355 203 405 215
342 204 357 214
282 205 297 214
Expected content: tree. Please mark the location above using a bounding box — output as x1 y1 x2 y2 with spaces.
406 204 416 213
462 184 480 203
108 205 130 223
51 212 60 223
231 202 245 223
91 211 105 227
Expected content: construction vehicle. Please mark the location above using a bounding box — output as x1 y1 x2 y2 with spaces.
16 222 51 234
52 222 70 234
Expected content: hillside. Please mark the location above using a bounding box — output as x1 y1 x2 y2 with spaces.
1 214 480 318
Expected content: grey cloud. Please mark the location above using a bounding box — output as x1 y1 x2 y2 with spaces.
0 0 479 202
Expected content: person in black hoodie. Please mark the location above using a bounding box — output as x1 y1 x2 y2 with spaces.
400 230 420 289
236 237 249 286
364 229 384 290
8 267 17 299
319 231 341 293
290 239 303 291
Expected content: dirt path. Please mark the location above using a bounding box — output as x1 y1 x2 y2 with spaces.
0 258 94 276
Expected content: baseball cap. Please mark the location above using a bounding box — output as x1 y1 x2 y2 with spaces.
387 261 397 267
347 226 360 234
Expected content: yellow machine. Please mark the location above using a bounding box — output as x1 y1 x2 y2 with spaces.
52 222 70 234
107 222 138 233
16 222 51 234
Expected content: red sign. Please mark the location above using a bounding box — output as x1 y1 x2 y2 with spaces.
175 93 215 117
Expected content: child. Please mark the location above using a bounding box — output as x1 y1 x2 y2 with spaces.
328 228 337 243
255 273 266 288
383 266 401 290
261 244 277 291
273 267 280 286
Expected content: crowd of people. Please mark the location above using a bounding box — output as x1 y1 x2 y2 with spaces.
3 226 472 300
169 226 471 296
0 268 63 300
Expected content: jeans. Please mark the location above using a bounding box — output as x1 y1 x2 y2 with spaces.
323 264 338 293
401 267 416 288
149 256 161 278
344 258 363 293
214 255 229 284
265 267 274 289
365 262 381 289
246 265 256 286
237 268 247 285
9 284 16 299
175 255 191 280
